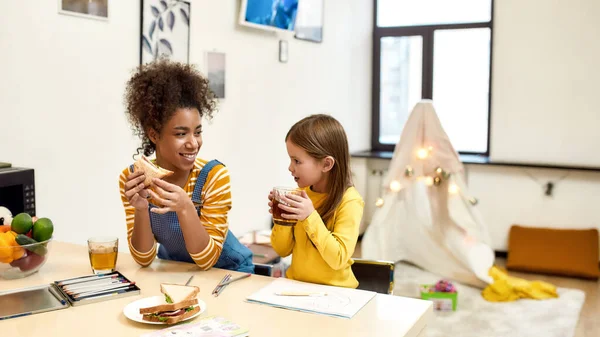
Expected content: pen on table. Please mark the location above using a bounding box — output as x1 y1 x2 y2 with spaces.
211 274 227 294
274 291 328 297
213 274 232 297
185 275 194 286
211 274 230 295
217 273 251 286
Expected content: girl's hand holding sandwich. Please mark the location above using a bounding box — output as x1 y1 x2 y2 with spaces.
124 170 150 210
147 178 194 214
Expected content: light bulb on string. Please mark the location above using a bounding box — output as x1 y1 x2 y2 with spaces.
389 180 402 192
435 167 443 175
448 183 459 194
374 169 385 208
416 148 429 159
418 176 434 186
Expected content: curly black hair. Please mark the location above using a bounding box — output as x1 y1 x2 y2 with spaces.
124 58 216 157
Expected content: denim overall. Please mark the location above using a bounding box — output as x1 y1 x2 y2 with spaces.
130 160 254 273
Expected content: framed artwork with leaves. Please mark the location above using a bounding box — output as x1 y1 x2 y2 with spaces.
140 0 190 64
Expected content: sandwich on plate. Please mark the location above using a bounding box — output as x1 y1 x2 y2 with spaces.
139 283 201 324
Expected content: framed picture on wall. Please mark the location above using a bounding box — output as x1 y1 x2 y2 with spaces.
294 0 324 43
206 51 226 99
59 0 108 20
140 0 191 65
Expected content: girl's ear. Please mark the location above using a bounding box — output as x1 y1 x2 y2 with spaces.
148 128 159 144
322 156 335 173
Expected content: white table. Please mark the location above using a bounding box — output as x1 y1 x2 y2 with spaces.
0 242 432 336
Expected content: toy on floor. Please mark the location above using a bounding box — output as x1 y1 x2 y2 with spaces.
434 279 457 293
420 279 458 311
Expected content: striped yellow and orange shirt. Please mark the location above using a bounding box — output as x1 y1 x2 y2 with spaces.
118 158 232 269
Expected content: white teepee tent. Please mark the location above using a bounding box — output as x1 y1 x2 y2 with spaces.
361 100 494 288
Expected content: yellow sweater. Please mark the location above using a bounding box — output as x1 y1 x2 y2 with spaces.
119 158 232 269
271 186 364 288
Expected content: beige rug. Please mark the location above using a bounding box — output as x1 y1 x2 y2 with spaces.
393 262 585 337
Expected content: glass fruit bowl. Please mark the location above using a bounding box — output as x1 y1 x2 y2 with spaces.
0 234 52 280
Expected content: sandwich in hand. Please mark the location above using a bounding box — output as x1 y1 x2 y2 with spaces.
139 283 201 324
133 155 174 187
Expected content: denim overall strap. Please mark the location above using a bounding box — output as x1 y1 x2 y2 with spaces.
191 159 222 209
190 160 254 273
150 160 221 263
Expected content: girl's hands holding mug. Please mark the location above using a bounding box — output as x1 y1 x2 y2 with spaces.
277 191 315 221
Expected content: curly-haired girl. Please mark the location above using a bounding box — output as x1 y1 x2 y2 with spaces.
118 59 253 273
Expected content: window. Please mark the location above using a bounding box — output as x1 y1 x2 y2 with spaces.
372 0 493 154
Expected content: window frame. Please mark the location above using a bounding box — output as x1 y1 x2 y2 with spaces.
371 0 495 155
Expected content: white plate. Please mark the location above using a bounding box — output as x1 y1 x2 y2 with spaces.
123 295 206 325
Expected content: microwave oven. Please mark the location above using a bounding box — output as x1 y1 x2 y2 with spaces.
0 167 35 217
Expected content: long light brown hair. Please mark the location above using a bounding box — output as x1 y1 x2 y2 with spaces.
286 114 353 227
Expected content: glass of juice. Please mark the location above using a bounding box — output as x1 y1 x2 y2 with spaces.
272 187 301 226
87 236 118 274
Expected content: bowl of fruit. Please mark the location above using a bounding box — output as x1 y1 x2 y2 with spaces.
0 212 54 280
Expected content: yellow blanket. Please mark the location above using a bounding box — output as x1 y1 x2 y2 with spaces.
482 266 559 302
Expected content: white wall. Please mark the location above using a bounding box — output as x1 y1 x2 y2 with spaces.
461 0 600 251
491 0 600 167
0 0 372 250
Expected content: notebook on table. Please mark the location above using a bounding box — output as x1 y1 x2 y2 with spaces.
246 278 376 319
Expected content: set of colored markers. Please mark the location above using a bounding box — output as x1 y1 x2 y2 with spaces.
55 272 138 301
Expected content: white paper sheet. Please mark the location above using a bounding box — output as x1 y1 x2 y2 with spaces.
246 278 376 319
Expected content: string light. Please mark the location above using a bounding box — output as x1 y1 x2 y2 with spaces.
433 176 442 186
418 176 434 186
435 167 443 175
389 180 402 192
404 165 414 177
375 197 384 208
469 197 478 205
416 148 429 159
448 183 459 194
442 171 451 180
